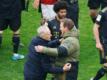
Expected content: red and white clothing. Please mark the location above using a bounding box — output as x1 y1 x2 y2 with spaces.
41 0 57 21
41 0 57 4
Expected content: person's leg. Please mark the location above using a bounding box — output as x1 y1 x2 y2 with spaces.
66 62 79 80
12 30 20 53
92 45 107 80
93 67 106 80
0 31 3 47
0 18 8 47
12 30 24 60
92 61 107 80
51 62 78 80
66 2 79 29
9 14 24 60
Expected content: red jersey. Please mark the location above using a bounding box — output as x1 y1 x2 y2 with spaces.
41 0 57 4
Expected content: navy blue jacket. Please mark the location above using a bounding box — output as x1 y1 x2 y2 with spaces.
24 37 63 79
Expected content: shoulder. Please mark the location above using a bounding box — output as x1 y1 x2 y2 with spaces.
61 37 80 51
31 37 37 42
96 11 105 23
48 19 58 29
65 37 78 42
48 19 56 24
62 37 79 46
31 37 42 45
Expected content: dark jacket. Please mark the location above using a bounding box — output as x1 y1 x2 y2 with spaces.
24 37 64 79
48 18 61 40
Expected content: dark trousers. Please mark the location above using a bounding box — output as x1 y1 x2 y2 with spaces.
66 62 79 80
67 2 79 29
52 62 79 80
99 38 107 64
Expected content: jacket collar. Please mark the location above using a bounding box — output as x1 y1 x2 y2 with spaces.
63 27 79 39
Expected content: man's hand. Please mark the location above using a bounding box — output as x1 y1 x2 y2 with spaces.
59 38 64 43
35 45 44 53
96 42 104 52
63 63 71 72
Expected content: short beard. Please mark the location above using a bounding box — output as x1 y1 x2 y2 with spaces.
58 15 65 20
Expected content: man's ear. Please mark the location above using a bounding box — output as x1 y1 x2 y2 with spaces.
65 26 68 31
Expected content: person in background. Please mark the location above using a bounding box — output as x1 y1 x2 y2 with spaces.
60 0 79 29
33 0 57 21
0 0 25 60
91 7 107 80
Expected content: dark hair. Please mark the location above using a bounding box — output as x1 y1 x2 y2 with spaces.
63 18 74 30
53 1 68 13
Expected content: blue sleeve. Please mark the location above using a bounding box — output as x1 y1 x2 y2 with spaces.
48 39 60 48
41 56 63 73
42 63 63 74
